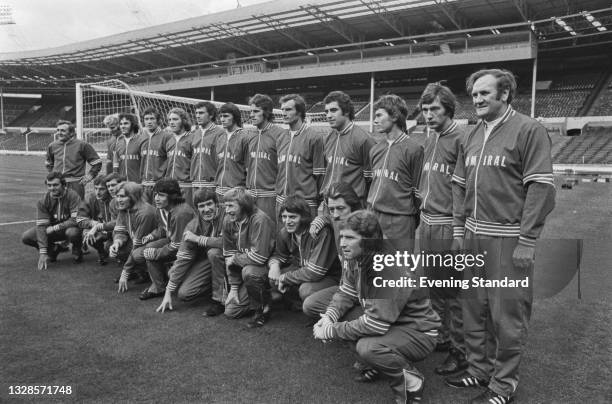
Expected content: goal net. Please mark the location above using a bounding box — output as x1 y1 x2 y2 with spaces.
76 79 328 153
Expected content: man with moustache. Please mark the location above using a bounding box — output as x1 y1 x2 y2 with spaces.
165 108 195 205
46 120 102 199
191 101 225 199
140 107 172 204
22 172 84 269
114 113 145 184
246 94 283 223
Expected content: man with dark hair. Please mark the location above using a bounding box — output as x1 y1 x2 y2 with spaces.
119 179 196 300
156 189 224 313
215 103 249 201
368 95 423 244
446 68 555 404
222 187 275 327
114 113 145 184
276 94 326 219
22 172 83 269
246 94 283 222
103 114 121 175
268 194 341 309
416 82 467 375
46 120 102 199
77 175 113 265
191 101 225 199
140 107 172 204
321 91 374 204
165 107 195 205
313 210 440 404
111 182 158 291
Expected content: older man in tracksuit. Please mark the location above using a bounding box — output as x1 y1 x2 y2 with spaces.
446 69 555 404
416 83 467 374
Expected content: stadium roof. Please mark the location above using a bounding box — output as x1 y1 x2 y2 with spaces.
1 0 611 88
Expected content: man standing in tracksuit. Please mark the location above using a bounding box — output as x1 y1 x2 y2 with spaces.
416 83 467 375
320 91 375 206
367 95 423 244
276 94 326 220
246 94 283 223
215 103 249 201
446 69 555 404
191 101 225 200
46 120 102 199
165 108 195 206
115 113 146 184
140 107 172 204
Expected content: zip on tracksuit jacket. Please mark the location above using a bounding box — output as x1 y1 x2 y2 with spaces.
36 189 81 255
46 138 102 182
416 121 465 226
140 128 172 187
215 128 249 197
451 106 556 246
76 193 112 230
246 123 283 198
167 210 224 292
222 209 275 285
190 124 225 190
367 133 424 216
165 131 195 189
322 255 440 341
270 224 341 286
276 123 326 209
114 133 146 183
143 203 196 261
321 122 375 201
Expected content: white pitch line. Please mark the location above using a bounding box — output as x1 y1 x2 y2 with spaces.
0 219 36 226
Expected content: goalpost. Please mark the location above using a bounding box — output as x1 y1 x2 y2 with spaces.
75 79 327 152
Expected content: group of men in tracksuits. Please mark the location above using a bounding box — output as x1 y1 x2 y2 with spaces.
21 67 555 404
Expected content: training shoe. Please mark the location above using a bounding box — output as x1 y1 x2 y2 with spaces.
445 371 488 388
246 310 270 328
354 367 380 383
202 302 225 317
402 367 424 404
469 389 514 404
435 348 468 375
139 289 165 301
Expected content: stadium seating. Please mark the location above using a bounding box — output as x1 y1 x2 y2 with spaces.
553 129 612 164
10 100 75 127
587 84 612 116
1 99 38 126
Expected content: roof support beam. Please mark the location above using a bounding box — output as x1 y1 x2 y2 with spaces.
511 0 534 22
157 34 218 61
252 14 310 49
358 0 405 36
196 28 252 56
434 0 469 30
135 40 192 65
299 4 361 43
209 23 272 54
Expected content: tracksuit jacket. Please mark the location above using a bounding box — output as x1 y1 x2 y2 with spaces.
416 121 465 226
76 193 112 230
222 208 275 285
191 124 225 190
246 123 283 198
367 133 424 216
321 122 375 201
35 189 81 255
167 211 224 292
114 133 146 183
144 203 196 261
271 224 341 286
45 138 102 182
276 123 326 208
215 128 249 197
324 255 440 341
166 131 195 188
113 202 157 250
451 106 555 246
141 128 172 187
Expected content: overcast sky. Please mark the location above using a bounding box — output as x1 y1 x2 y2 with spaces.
0 0 269 53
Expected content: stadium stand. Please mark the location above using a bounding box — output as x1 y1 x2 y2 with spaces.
553 128 612 164
588 82 612 116
0 98 37 127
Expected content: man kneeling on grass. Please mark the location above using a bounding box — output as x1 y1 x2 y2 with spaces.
222 187 275 328
268 194 341 311
22 172 83 270
121 179 196 301
312 210 440 404
77 175 113 265
156 189 225 313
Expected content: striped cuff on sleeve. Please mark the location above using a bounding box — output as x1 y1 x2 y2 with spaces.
518 235 537 247
453 226 465 239
167 281 178 292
